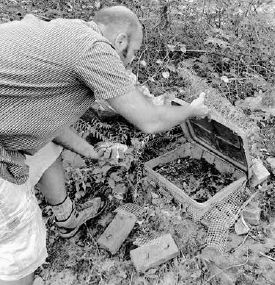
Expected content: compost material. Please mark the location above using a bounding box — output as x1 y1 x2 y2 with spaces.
154 157 235 203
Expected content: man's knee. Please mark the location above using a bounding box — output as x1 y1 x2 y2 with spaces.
40 153 63 177
26 142 63 186
0 273 34 285
38 152 64 186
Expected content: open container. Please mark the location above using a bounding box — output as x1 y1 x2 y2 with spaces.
144 98 255 223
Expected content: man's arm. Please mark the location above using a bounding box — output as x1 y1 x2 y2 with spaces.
53 127 99 159
107 88 208 134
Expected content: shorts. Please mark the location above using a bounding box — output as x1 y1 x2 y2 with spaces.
0 142 63 281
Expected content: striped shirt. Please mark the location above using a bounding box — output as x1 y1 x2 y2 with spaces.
0 14 135 184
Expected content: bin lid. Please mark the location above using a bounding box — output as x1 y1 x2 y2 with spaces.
172 99 250 174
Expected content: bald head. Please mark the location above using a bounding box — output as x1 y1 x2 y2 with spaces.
94 6 143 68
94 6 142 42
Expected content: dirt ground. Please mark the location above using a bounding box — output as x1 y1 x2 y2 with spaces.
1 0 275 284
35 118 275 285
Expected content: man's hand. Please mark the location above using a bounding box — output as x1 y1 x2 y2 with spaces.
190 92 209 118
95 142 128 160
54 127 99 159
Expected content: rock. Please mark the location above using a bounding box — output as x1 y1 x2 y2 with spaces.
98 210 137 254
45 269 77 285
130 234 179 272
250 158 270 187
236 91 275 116
159 272 177 285
242 202 261 226
235 95 263 111
200 247 230 267
235 215 250 235
33 277 44 285
218 272 235 285
266 157 275 175
266 271 275 284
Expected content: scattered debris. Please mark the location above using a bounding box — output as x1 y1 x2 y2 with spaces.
130 234 179 272
97 210 137 254
114 203 144 219
259 252 275 262
235 91 275 116
242 202 261 226
33 277 44 285
235 215 250 235
267 157 275 175
250 158 270 187
200 246 227 266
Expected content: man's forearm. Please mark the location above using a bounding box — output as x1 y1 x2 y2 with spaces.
53 127 98 159
108 87 207 135
148 102 193 133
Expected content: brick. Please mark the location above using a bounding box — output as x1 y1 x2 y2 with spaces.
130 234 179 272
98 210 137 254
250 158 270 187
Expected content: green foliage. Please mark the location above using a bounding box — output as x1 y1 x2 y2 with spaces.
74 108 136 144
119 0 275 103
74 118 109 141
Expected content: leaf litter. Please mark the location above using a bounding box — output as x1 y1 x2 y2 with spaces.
154 157 235 203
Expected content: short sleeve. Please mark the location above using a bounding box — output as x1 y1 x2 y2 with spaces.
75 41 136 101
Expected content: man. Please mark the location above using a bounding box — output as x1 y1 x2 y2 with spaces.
0 6 208 285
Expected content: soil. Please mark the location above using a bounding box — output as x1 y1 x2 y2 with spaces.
1 1 275 284
154 157 235 203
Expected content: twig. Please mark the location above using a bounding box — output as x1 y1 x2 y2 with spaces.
235 190 259 218
204 248 249 284
129 270 134 285
227 233 249 254
259 252 275 262
185 49 250 61
34 14 51 21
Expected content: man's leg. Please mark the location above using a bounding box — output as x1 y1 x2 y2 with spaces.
0 273 33 285
38 155 66 205
37 153 105 238
0 175 47 284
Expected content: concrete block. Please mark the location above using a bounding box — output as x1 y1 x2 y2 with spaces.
130 234 179 272
250 158 270 187
98 210 137 254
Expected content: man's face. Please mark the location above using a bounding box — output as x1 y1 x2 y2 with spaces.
119 30 143 69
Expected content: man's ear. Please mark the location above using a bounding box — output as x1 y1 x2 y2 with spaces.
114 33 128 52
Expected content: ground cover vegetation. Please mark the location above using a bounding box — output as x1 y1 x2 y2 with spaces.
1 0 275 284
